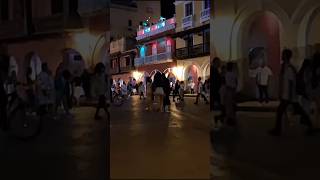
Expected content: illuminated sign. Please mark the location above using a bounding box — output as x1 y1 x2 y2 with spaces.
136 17 176 41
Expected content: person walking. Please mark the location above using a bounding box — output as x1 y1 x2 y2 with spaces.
163 74 171 112
311 53 320 127
256 62 273 104
55 70 73 117
214 74 226 130
37 63 54 116
211 57 222 110
269 49 314 136
145 77 153 111
91 63 108 120
179 81 185 102
225 62 238 127
138 82 145 99
194 77 209 104
152 72 165 112
0 60 8 131
172 80 180 102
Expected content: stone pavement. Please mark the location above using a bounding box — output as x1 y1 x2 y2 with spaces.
0 107 107 180
110 96 210 179
211 111 320 180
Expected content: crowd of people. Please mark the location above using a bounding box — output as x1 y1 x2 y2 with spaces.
111 71 211 113
211 49 320 136
0 58 113 130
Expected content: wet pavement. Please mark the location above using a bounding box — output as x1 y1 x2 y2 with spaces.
110 96 210 179
211 111 320 180
0 107 107 180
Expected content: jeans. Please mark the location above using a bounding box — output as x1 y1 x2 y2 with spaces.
258 85 269 103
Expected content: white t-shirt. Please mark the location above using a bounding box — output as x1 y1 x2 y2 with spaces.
256 66 272 86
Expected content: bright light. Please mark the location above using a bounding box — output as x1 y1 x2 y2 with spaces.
145 27 151 33
166 39 172 46
172 66 184 80
132 71 143 81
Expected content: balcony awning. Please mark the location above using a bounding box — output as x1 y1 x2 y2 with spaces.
172 23 210 38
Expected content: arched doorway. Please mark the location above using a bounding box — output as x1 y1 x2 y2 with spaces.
62 48 85 77
242 12 281 99
164 68 177 88
185 64 200 86
204 63 210 80
26 52 42 81
307 8 320 55
150 69 161 81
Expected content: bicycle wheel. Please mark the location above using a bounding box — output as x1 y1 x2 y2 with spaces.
9 106 42 141
113 95 123 107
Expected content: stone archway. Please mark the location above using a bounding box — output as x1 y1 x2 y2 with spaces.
239 11 282 99
184 64 201 85
62 48 86 77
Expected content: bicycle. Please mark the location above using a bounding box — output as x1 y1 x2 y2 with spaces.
3 91 43 141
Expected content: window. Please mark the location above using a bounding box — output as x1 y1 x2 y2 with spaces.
69 0 78 14
185 34 193 47
157 40 166 54
185 2 193 17
0 0 9 21
128 19 132 26
204 0 210 9
111 58 118 69
125 56 131 66
51 0 63 14
13 0 24 19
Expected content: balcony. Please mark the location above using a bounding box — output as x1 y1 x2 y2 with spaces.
110 67 120 74
120 66 135 72
134 52 173 67
176 43 210 59
200 8 210 23
32 14 65 34
110 37 136 54
136 18 176 41
182 15 194 29
0 19 26 40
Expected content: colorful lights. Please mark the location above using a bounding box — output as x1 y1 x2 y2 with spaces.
140 46 146 57
145 27 151 33
137 17 176 40
151 25 158 31
166 39 172 46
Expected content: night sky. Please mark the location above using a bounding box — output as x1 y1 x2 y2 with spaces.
161 0 175 19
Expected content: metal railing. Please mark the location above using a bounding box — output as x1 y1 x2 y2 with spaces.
176 43 210 59
182 15 194 29
200 8 210 23
0 19 26 39
134 52 172 66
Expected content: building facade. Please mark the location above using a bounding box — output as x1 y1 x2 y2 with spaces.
0 0 109 81
173 0 210 89
134 17 177 82
211 0 320 99
109 0 160 82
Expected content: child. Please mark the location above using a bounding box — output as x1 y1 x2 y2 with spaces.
138 82 145 100
73 77 85 106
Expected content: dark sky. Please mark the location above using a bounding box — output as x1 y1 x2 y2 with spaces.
161 0 175 19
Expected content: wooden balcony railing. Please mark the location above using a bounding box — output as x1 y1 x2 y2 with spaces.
176 43 210 59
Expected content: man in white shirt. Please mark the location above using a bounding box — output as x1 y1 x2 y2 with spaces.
194 77 209 105
256 62 272 103
269 49 314 136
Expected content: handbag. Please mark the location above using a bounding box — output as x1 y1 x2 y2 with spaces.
154 87 164 95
